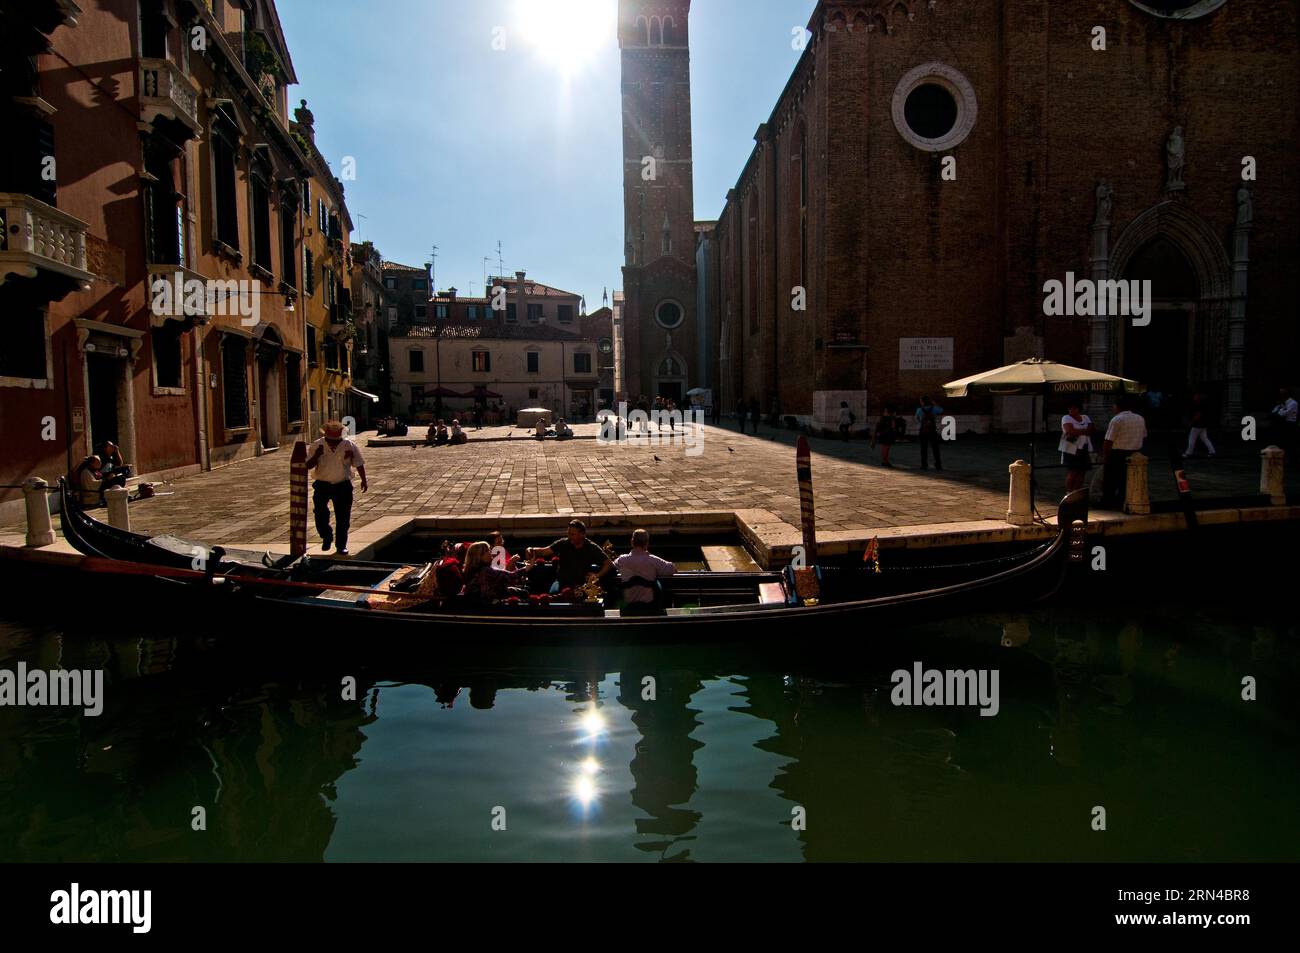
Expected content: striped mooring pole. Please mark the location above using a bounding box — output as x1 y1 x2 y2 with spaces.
290 440 308 558
795 435 818 565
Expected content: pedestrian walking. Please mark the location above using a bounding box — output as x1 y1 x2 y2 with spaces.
1101 396 1147 509
1183 390 1216 458
1270 388 1298 460
872 404 902 467
837 401 854 441
915 395 944 470
307 419 368 556
748 397 760 435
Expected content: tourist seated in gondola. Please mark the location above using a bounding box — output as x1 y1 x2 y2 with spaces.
614 529 677 610
527 519 613 595
461 541 528 605
449 420 469 445
554 418 574 440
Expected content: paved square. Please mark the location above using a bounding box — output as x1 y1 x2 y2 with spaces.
22 422 1290 548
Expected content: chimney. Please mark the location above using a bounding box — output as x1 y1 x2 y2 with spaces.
447 287 457 301
515 270 527 324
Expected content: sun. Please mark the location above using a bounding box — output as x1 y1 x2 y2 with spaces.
516 0 614 78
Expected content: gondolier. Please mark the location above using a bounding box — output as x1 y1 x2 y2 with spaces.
307 420 368 556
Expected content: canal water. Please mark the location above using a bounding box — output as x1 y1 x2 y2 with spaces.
0 538 1296 862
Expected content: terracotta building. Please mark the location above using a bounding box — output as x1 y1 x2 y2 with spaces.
349 240 389 421
0 0 317 522
618 0 701 405
710 0 1298 432
292 99 356 438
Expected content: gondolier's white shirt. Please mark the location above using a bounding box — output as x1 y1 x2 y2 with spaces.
309 437 365 484
1104 411 1147 451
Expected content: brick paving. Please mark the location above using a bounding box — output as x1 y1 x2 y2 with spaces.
20 421 1295 547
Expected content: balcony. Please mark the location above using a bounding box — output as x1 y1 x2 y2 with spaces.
0 193 94 292
139 58 201 138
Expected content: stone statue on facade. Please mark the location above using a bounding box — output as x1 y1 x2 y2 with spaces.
1165 126 1185 192
1236 185 1253 227
1093 180 1113 227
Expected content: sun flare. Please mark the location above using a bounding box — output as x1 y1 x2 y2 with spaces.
516 0 615 78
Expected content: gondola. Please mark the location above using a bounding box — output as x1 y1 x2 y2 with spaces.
56 477 1090 645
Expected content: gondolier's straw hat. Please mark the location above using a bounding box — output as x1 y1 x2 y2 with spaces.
321 420 345 437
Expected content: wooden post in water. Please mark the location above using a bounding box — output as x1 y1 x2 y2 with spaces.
290 440 308 557
793 436 821 604
796 436 818 563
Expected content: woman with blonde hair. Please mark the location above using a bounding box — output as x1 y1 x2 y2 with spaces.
462 541 527 604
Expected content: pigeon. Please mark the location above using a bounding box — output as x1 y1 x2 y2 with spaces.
727 447 735 454
653 455 661 463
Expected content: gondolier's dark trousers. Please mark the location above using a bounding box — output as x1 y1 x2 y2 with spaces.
1102 450 1133 509
313 479 353 549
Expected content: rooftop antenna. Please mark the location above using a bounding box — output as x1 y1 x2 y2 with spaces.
428 244 438 300
483 257 492 292
497 240 504 279
356 213 368 239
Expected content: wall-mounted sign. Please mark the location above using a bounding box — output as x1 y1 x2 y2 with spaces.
899 337 954 371
71 407 84 433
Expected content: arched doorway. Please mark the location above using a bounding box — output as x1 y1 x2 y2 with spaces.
655 352 687 404
1121 236 1199 426
1107 201 1235 425
254 324 283 449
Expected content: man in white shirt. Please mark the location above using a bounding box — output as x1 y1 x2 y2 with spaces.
307 420 368 555
1101 397 1147 509
614 529 677 608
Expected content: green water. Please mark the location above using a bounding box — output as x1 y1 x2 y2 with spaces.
1 593 1295 862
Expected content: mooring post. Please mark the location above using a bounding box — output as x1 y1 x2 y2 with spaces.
1260 445 1286 504
1125 452 1151 515
290 440 308 557
23 478 55 548
795 435 818 564
1007 460 1033 526
104 486 130 531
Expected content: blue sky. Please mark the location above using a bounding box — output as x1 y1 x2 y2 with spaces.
276 0 817 307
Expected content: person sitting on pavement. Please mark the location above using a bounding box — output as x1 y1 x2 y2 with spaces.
72 455 104 507
527 519 613 595
555 418 574 440
449 420 468 445
425 419 450 446
535 418 549 440
614 529 677 608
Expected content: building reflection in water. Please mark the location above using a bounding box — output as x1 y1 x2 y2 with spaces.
0 623 378 862
617 669 704 862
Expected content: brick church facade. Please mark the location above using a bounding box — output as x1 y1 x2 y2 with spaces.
693 0 1297 432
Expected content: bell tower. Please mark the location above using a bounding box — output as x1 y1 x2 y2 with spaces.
619 0 697 402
